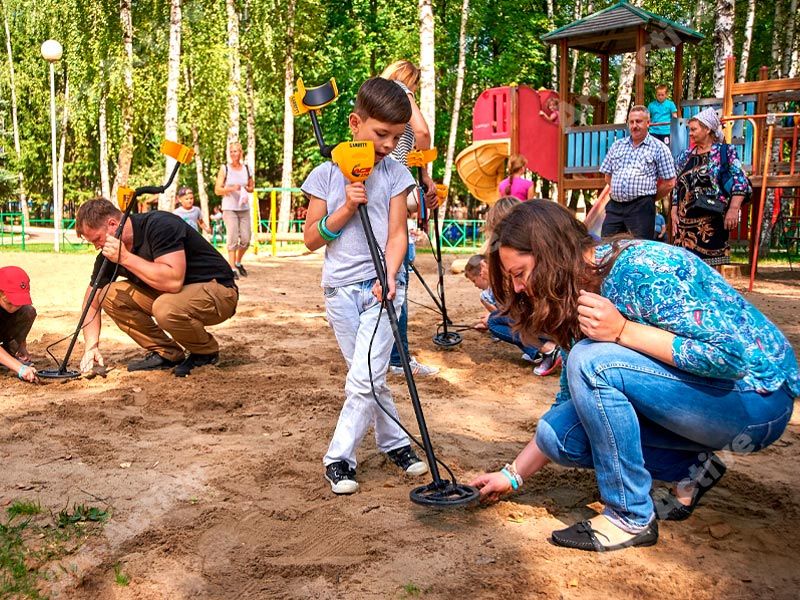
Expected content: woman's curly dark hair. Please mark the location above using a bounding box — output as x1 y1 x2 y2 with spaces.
487 200 622 350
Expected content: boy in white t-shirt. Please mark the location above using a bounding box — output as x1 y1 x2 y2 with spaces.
173 187 211 234
302 77 429 495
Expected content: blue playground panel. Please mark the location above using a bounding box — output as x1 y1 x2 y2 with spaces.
566 127 627 172
566 98 757 173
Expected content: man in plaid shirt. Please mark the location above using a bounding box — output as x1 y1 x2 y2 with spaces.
600 105 676 240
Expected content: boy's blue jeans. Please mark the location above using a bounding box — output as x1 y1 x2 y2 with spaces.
535 339 794 533
390 242 415 368
487 312 546 357
323 278 409 469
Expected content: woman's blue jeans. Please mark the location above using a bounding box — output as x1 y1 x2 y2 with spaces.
487 312 546 357
535 339 795 532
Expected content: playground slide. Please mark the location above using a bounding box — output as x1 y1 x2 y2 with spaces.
583 184 611 239
454 138 510 205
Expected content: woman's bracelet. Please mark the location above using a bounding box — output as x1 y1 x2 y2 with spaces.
17 365 28 380
317 215 342 242
500 468 519 490
614 319 628 345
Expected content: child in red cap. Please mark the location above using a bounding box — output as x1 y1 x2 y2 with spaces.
0 266 37 382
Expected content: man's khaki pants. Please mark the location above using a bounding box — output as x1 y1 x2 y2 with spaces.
101 280 238 361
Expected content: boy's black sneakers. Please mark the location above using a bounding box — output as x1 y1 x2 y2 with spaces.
173 352 219 377
128 352 181 372
325 460 359 494
235 263 248 277
386 445 428 476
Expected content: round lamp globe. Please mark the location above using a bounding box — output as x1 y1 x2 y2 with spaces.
40 40 63 62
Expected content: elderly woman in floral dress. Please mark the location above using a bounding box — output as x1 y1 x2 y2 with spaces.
671 108 750 268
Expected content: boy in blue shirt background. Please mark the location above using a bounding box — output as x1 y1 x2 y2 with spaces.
647 84 678 146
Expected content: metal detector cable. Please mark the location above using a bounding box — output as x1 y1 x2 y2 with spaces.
363 244 460 486
44 243 122 369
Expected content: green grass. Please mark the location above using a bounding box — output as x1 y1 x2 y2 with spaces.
113 563 130 587
400 582 422 597
0 501 110 599
0 242 94 254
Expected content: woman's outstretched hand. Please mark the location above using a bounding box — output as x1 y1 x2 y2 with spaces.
469 471 513 503
577 290 626 342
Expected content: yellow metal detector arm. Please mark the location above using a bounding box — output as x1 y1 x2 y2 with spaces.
290 78 339 116
116 187 134 211
160 140 195 164
406 148 438 168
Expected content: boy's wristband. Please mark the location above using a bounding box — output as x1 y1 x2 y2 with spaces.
317 215 342 242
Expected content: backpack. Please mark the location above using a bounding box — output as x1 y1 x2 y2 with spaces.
224 164 251 180
719 144 752 204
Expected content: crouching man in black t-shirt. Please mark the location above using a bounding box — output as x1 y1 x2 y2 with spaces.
75 198 238 377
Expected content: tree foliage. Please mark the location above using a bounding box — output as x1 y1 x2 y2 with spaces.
0 0 793 215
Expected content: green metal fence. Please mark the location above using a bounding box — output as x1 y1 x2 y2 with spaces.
0 212 25 248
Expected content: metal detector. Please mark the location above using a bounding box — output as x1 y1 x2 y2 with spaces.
293 78 478 507
406 150 461 348
38 140 195 380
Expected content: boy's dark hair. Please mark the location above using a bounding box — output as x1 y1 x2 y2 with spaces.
464 254 486 276
75 198 122 236
354 77 412 125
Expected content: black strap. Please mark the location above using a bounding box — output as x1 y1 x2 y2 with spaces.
224 164 252 179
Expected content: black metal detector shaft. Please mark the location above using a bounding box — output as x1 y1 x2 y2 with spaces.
38 162 184 380
423 179 461 349
356 204 477 507
408 261 451 324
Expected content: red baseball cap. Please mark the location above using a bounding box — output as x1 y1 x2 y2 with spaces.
0 266 32 306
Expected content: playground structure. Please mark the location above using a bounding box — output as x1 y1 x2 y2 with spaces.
455 85 560 204
541 0 704 205
454 1 799 288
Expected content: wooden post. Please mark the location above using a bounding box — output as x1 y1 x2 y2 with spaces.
558 39 569 206
672 44 684 113
634 27 646 106
721 56 735 142
753 67 770 175
270 189 277 257
600 54 609 124
748 67 771 279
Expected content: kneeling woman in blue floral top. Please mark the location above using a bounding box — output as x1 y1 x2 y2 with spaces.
470 200 798 552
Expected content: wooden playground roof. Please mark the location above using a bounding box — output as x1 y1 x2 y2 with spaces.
541 1 704 54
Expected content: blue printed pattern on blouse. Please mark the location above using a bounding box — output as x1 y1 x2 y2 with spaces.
596 241 799 395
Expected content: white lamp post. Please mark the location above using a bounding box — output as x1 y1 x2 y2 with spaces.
41 40 62 252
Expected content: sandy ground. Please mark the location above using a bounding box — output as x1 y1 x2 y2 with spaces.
1 248 799 599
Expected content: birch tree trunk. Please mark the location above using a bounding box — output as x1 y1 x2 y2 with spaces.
782 0 798 77
570 0 582 91
579 1 594 125
160 0 182 211
442 0 469 193
192 123 209 225
546 0 557 87
279 0 296 234
98 81 111 198
113 0 135 199
419 0 435 144
2 4 28 226
712 0 735 98
614 54 636 123
57 75 69 213
738 0 755 82
771 0 785 78
184 66 209 224
245 63 256 174
225 0 241 149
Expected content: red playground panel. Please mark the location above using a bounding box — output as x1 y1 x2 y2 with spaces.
471 85 559 183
